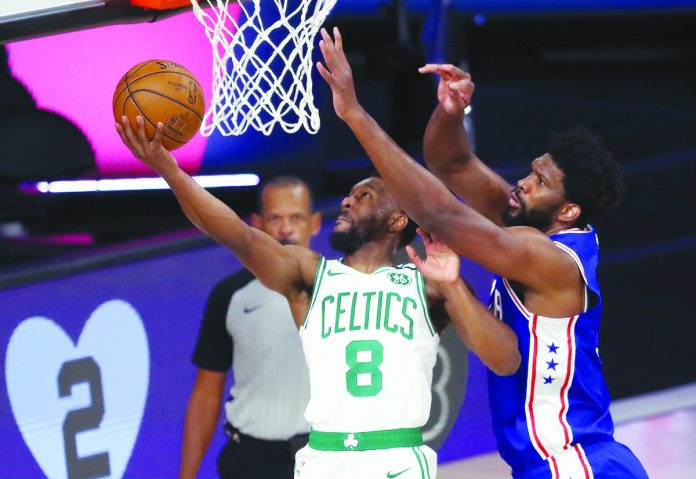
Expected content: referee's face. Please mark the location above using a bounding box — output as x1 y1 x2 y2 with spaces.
253 185 321 247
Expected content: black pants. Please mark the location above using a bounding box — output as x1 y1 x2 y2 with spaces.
217 424 309 479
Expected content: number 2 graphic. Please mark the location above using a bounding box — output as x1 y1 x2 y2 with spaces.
58 357 110 479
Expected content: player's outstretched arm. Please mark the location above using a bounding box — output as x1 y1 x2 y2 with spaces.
317 28 564 289
408 230 520 376
317 28 577 294
115 117 317 300
419 64 512 225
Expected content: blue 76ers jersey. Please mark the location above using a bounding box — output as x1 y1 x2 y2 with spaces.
487 226 615 477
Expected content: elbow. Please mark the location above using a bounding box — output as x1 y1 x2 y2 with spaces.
489 336 521 376
492 351 521 376
417 210 451 239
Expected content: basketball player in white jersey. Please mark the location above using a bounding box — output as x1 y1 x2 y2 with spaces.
115 117 519 479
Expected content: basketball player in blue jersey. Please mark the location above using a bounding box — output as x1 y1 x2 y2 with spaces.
115 116 519 479
318 27 648 479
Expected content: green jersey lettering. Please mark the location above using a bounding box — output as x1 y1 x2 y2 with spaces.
362 291 376 329
334 292 350 334
319 289 421 341
375 291 384 330
383 292 400 333
400 297 417 340
348 292 361 331
321 295 334 338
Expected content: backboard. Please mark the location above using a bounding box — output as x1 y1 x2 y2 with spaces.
0 0 218 44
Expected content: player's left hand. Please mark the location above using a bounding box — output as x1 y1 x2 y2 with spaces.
317 27 363 122
418 64 474 115
407 228 461 286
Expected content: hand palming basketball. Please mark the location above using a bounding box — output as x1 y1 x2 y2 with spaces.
113 60 204 150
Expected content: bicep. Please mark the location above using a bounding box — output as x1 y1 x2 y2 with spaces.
431 217 576 293
478 229 581 293
218 229 309 296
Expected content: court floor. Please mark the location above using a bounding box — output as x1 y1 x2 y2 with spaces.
438 382 696 479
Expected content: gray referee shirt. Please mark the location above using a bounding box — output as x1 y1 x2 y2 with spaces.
193 270 311 441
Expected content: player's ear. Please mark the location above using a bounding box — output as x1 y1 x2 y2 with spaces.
310 212 322 236
558 202 581 225
389 212 408 234
251 213 262 229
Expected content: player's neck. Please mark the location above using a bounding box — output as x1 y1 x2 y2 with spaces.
545 220 578 236
343 241 396 274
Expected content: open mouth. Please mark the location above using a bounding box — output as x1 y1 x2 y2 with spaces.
335 214 351 225
509 191 521 209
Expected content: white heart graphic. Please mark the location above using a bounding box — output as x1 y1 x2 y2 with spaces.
5 299 149 479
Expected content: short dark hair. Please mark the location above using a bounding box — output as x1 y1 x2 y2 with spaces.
368 171 418 248
547 127 625 226
257 175 314 213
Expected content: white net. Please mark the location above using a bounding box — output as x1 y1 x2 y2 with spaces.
190 0 338 136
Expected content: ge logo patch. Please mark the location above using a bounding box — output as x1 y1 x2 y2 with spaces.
5 300 149 479
388 272 411 286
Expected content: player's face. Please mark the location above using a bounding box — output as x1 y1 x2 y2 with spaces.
255 185 320 247
330 177 399 254
503 154 568 231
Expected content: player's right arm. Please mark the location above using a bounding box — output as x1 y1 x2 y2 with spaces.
115 117 318 300
179 368 226 479
408 229 520 376
419 64 512 225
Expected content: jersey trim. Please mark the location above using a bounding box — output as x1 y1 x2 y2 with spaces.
558 316 578 448
336 258 398 276
555 226 594 235
418 446 432 479
524 313 579 461
548 444 594 479
411 446 432 479
302 256 326 329
415 270 435 336
503 277 585 322
502 278 532 319
525 314 549 458
553 241 589 289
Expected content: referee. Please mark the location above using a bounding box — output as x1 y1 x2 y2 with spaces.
179 176 321 479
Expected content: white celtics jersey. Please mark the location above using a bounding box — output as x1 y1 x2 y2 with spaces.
299 257 439 433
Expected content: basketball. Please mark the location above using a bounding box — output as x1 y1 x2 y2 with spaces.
113 60 205 150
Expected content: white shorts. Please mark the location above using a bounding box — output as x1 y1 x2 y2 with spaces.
294 444 437 479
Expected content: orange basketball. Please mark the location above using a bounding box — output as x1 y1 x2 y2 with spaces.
113 60 205 150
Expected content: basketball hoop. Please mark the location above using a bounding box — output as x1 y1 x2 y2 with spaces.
190 0 338 136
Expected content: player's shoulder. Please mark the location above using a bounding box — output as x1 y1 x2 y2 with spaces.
505 225 551 239
550 225 598 251
283 244 322 268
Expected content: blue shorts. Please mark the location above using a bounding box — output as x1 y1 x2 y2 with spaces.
513 441 649 479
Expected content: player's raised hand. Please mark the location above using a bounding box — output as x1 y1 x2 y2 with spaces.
419 64 474 115
115 115 177 175
317 27 362 122
406 228 461 286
